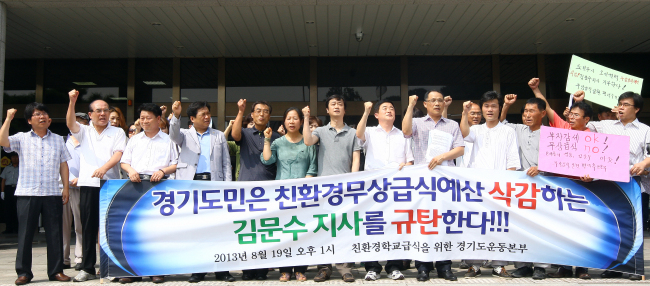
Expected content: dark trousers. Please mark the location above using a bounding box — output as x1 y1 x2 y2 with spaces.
4 185 18 232
643 193 649 230
415 260 452 274
279 266 308 274
80 187 100 274
16 196 64 279
364 260 404 274
242 269 269 277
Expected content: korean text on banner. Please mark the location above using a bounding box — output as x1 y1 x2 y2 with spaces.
539 126 630 182
566 55 643 108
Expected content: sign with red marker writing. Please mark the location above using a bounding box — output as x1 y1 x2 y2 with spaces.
566 55 643 108
539 126 630 182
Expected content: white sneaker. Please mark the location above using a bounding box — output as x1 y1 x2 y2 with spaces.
72 270 96 282
390 270 404 280
365 271 378 281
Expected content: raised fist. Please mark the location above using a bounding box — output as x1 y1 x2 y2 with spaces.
160 105 168 115
237 99 247 113
6 108 16 121
504 94 517 105
408 95 418 107
172 101 182 118
69 89 79 103
528 78 540 90
573 90 585 103
444 96 452 107
364 101 373 113
462 101 472 114
302 106 311 117
263 127 272 139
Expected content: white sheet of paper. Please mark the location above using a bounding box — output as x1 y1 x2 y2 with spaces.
568 93 574 109
425 130 453 166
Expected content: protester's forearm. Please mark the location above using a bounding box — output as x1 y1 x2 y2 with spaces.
0 118 11 148
60 162 69 189
402 108 414 136
500 104 511 122
351 151 360 172
101 152 123 171
231 111 244 141
66 102 79 133
356 112 369 141
460 113 470 138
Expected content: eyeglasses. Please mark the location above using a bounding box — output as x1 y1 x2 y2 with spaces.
568 112 583 118
254 109 270 115
93 109 111 114
617 103 634 108
128 128 136 133
32 112 48 117
470 112 482 116
425 99 444 103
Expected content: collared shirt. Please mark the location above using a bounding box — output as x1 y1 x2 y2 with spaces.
588 119 650 174
312 123 362 176
360 126 414 171
0 165 19 186
4 130 71 196
237 127 280 181
464 122 520 170
196 129 211 173
72 121 126 187
260 137 318 179
59 135 82 189
503 122 540 170
121 130 179 175
550 112 592 131
404 115 464 166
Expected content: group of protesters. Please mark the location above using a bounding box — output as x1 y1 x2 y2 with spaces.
1 76 648 285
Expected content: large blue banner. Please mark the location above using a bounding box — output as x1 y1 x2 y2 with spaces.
98 165 644 277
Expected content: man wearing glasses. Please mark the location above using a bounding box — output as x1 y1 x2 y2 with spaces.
402 90 465 282
230 99 279 280
583 92 650 281
66 90 126 282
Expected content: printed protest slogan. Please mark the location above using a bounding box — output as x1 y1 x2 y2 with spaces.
98 165 644 278
566 55 643 108
539 126 630 182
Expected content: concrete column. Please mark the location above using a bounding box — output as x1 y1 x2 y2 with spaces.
127 58 135 124
492 55 500 93
309 57 317 117
217 57 225 131
172 57 180 102
400 56 408 116
0 2 5 119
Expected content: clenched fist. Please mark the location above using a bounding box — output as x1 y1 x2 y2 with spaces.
408 95 418 107
364 101 373 114
69 89 79 103
302 106 311 118
504 94 517 105
237 99 247 113
172 101 182 118
6 108 16 121
528 78 540 90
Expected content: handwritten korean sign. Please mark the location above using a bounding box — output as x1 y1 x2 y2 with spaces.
566 55 643 108
539 126 630 182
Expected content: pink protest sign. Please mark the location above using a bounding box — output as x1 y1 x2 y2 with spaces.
539 126 630 182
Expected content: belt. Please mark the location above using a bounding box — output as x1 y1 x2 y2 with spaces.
194 173 211 181
139 174 169 180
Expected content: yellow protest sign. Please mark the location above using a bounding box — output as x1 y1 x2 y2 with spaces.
566 55 643 108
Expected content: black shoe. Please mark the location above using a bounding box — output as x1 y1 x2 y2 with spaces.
511 266 533 278
188 274 205 283
601 270 623 278
547 266 573 278
62 264 72 270
242 273 254 281
575 268 590 279
437 270 457 281
215 272 235 282
74 264 83 271
532 268 546 280
629 274 643 280
256 275 267 280
416 271 429 281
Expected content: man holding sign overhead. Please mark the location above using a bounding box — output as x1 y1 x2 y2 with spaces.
402 91 464 282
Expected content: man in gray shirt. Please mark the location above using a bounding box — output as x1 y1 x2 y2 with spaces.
303 94 361 282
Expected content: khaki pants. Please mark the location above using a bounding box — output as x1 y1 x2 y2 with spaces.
62 187 82 265
317 263 353 276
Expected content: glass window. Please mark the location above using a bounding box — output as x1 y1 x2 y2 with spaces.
4 60 36 104
544 54 572 100
318 57 400 102
226 58 309 102
135 59 173 105
408 56 492 100
181 58 218 102
499 55 537 97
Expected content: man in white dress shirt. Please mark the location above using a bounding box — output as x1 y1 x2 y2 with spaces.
356 99 413 281
118 103 178 284
66 90 126 282
460 91 520 279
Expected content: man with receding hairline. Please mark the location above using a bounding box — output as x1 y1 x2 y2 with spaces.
66 90 126 282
